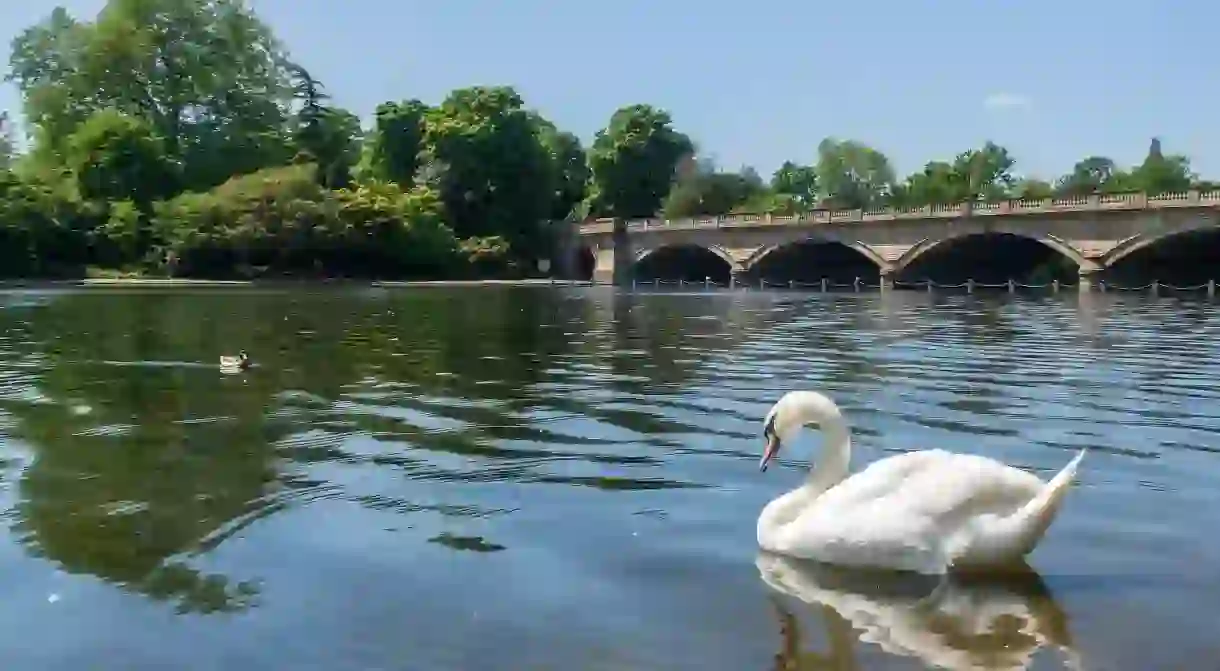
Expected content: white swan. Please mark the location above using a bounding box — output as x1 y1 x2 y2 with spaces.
756 390 1085 574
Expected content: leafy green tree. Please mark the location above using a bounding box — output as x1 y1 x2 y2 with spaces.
66 109 177 205
770 161 818 209
535 120 589 221
285 63 362 189
1011 177 1054 200
891 161 961 207
0 112 14 170
7 0 296 192
360 100 430 187
661 158 768 218
421 86 556 262
951 141 1016 201
814 138 895 210
1129 137 1193 194
890 142 1017 207
587 104 694 219
1054 156 1122 195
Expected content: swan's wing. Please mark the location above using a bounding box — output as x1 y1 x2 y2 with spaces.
821 450 1045 522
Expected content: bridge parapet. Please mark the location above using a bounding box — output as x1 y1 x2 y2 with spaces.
578 190 1220 235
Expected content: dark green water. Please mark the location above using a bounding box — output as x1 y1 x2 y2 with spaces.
0 286 1215 670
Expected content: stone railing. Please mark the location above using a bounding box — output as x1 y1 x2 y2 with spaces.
578 190 1220 235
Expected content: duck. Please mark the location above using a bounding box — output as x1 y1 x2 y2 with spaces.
219 350 252 370
756 390 1085 575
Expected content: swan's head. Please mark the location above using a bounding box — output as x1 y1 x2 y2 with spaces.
759 390 843 471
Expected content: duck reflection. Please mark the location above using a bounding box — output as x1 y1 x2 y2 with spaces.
757 552 1080 671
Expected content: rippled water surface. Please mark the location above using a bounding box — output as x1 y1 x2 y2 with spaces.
0 286 1216 669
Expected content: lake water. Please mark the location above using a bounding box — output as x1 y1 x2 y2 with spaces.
0 286 1215 670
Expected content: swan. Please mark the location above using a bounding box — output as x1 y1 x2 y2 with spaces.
756 390 1085 575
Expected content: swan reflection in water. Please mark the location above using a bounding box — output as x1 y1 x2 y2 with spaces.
757 552 1082 670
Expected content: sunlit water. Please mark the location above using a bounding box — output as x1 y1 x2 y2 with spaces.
0 286 1215 669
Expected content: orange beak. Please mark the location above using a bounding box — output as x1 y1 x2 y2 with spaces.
759 434 780 471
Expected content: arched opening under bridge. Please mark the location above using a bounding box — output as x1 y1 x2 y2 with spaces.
897 233 1079 288
1104 227 1220 288
573 246 595 281
745 240 881 287
633 245 733 285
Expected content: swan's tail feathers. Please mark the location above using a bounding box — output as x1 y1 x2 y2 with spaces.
1005 449 1086 557
958 450 1085 568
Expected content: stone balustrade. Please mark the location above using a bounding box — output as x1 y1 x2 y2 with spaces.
577 190 1220 235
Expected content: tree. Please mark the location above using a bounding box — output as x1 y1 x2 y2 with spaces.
535 119 589 222
1011 177 1054 200
66 109 178 258
661 158 768 218
284 63 361 189
587 104 694 219
7 0 296 193
890 142 1017 207
1129 137 1193 194
421 86 557 262
0 113 13 170
951 141 1016 201
66 109 177 205
770 161 818 210
814 138 895 210
891 161 961 207
1055 156 1122 195
360 100 430 187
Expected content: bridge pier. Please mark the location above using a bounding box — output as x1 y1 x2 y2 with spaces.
1077 266 1102 292
591 219 633 285
879 268 895 290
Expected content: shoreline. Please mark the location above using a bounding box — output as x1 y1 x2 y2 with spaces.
0 278 597 289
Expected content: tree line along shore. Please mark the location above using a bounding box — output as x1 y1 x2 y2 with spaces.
0 0 1213 281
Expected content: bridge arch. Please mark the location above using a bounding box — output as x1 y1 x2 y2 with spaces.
632 244 735 284
895 230 1086 286
742 237 885 286
1100 222 1220 286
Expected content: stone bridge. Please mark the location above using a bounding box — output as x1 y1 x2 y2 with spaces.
572 191 1220 291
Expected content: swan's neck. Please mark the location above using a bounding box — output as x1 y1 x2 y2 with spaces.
758 418 852 543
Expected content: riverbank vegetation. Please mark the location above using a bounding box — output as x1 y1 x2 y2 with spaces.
1 0 1216 279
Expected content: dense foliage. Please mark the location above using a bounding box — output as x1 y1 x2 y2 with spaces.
0 0 1215 279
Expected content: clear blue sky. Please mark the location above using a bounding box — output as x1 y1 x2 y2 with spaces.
2 0 1216 180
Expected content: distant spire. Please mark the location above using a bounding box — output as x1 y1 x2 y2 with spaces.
1147 137 1163 159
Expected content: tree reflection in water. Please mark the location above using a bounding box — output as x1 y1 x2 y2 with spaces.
0 287 614 614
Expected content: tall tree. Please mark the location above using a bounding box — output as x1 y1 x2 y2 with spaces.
891 161 961 207
770 161 818 210
661 158 768 218
1055 156 1123 195
0 112 13 171
1011 177 1054 200
951 141 1016 201
284 63 361 189
360 99 430 187
421 86 556 261
814 138 895 210
66 109 177 205
535 120 589 222
587 104 694 219
1130 137 1193 194
7 0 296 192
